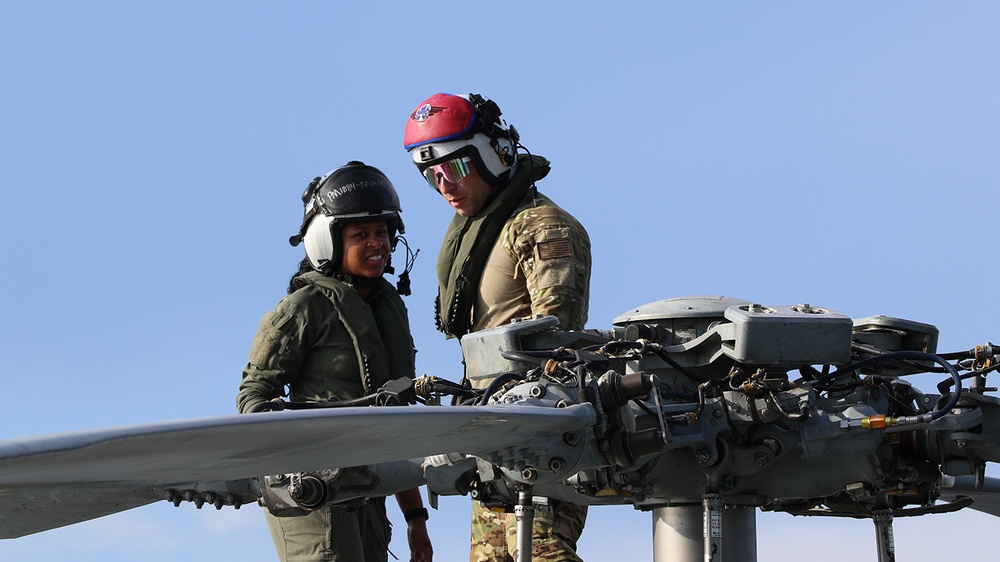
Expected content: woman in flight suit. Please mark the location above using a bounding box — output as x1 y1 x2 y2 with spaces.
238 161 433 562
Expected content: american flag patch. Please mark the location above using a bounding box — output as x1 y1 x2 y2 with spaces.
537 239 573 260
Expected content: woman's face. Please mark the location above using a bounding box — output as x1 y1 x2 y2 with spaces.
338 220 391 279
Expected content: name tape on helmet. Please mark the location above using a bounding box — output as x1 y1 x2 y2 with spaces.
323 178 392 204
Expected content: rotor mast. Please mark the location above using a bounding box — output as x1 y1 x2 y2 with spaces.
652 504 757 562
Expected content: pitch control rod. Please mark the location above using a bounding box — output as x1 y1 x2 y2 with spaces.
514 488 535 562
873 510 896 562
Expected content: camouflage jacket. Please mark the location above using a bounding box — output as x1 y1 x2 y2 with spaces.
471 190 591 334
436 154 591 343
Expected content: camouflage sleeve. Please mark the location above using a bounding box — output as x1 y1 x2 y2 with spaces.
236 299 309 413
505 203 592 331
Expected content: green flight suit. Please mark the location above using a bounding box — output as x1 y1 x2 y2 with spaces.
238 271 416 562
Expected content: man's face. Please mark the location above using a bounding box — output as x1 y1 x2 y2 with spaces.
429 161 493 217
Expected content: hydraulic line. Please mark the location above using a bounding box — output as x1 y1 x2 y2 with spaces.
500 348 575 365
650 346 711 382
476 371 526 405
820 351 963 424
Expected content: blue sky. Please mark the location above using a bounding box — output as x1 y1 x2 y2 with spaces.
2 2 999 560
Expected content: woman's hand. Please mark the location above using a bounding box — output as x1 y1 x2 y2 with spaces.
407 518 433 562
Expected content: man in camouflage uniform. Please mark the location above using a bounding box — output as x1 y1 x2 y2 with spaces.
403 92 591 561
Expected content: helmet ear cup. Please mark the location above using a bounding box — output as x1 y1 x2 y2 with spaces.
302 214 339 272
490 135 516 169
469 133 517 185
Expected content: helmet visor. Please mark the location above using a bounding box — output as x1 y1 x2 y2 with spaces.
422 157 472 190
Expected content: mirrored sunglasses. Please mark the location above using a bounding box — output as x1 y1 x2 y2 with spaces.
422 157 472 189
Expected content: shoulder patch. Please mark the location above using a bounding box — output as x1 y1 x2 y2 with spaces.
535 227 573 260
248 310 287 367
538 239 572 260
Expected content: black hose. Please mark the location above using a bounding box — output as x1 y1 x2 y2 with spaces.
476 371 526 405
851 342 951 373
500 349 575 364
600 340 645 355
651 347 711 382
818 350 962 421
936 350 977 361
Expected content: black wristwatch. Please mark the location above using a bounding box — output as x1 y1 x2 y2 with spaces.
403 507 429 523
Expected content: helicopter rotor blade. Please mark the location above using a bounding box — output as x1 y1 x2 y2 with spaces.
0 404 593 487
940 475 1000 518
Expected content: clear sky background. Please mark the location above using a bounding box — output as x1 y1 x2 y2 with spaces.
2 2 999 560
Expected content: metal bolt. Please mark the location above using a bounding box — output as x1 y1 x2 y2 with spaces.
549 457 565 472
696 448 713 465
